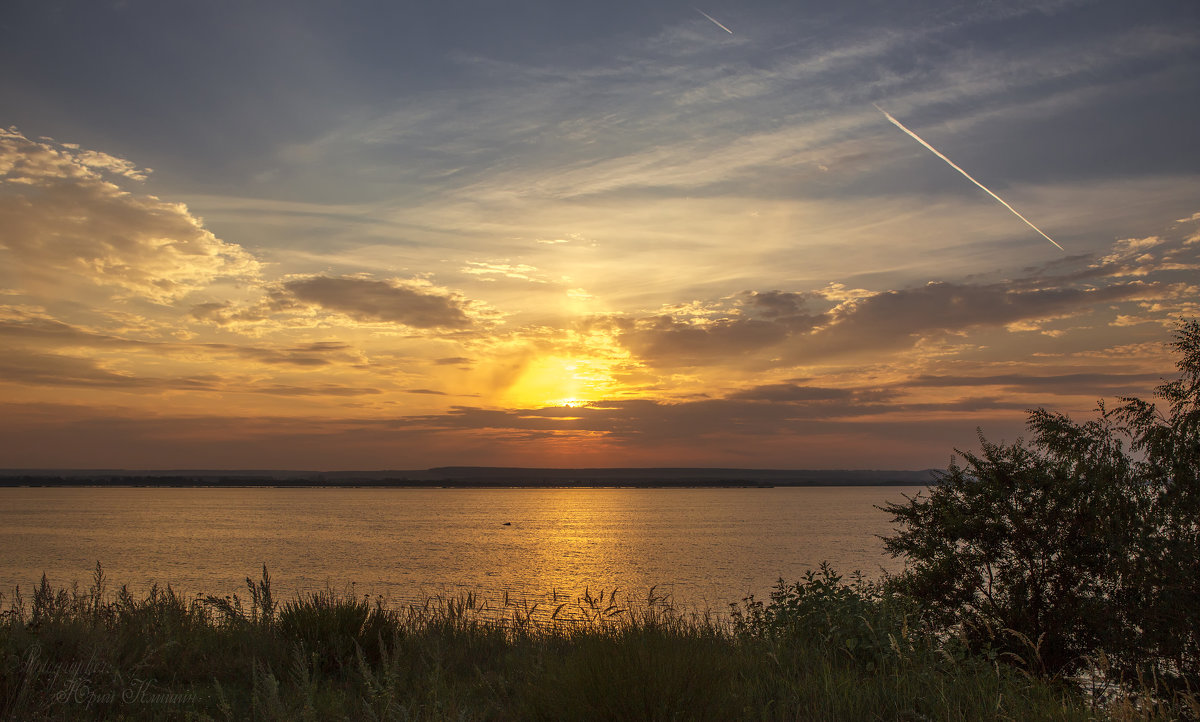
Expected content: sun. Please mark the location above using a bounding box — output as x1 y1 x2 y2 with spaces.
502 354 620 409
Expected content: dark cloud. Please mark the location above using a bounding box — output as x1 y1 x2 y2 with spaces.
434 357 473 366
596 289 824 367
728 384 853 402
729 383 903 404
833 282 1156 337
189 302 231 322
620 315 790 365
0 399 1026 470
406 388 448 395
0 316 129 347
742 290 813 322
282 276 471 328
186 298 295 326
0 348 378 397
0 352 202 390
0 315 357 367
231 341 357 367
252 384 381 397
905 372 1164 395
792 281 1165 361
612 274 1170 368
386 390 1028 443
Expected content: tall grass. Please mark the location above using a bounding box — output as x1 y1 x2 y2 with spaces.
0 564 1159 720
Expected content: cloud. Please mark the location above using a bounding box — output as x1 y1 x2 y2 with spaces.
793 280 1163 360
461 261 544 282
383 391 1031 455
606 290 822 367
0 310 362 368
0 129 259 303
0 346 380 397
280 275 472 329
610 263 1174 368
320 4 1191 213
536 232 592 245
619 315 793 365
0 128 148 183
904 372 1164 395
743 290 810 319
0 397 1004 469
0 350 206 390
728 384 882 403
251 384 381 397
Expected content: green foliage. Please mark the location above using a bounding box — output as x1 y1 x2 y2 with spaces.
881 319 1200 704
0 565 1102 720
727 562 1095 721
526 621 742 721
731 562 921 671
278 588 394 677
1105 320 1200 691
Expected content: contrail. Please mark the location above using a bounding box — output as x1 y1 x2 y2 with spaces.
873 103 1064 251
694 8 734 34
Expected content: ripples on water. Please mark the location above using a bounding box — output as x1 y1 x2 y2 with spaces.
0 486 923 615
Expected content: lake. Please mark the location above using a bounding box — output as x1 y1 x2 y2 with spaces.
0 486 924 616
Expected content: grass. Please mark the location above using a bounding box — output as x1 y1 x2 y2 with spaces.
0 563 1168 721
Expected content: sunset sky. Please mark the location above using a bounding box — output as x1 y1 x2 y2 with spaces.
2 0 1198 470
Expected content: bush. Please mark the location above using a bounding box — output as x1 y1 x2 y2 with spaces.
881 319 1200 698
731 562 920 670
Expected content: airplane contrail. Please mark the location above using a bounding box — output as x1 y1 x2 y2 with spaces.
694 8 734 34
873 103 1064 251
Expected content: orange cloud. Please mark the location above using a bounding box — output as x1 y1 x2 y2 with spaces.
0 129 258 303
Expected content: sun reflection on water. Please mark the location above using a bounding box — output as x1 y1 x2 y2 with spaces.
0 486 921 620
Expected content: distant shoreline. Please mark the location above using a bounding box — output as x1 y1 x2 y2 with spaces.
0 466 936 488
0 479 925 489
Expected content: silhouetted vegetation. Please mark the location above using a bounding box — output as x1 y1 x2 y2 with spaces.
2 564 1100 721
882 319 1200 714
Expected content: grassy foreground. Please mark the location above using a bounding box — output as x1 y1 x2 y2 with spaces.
0 564 1140 721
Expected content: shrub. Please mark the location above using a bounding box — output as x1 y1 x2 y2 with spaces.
881 319 1200 699
731 562 920 671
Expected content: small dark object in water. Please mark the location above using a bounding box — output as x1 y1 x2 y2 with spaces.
502 522 512 526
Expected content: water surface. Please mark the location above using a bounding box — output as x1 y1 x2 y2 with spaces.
1 486 923 612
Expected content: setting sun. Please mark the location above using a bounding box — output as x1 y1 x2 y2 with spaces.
501 354 620 408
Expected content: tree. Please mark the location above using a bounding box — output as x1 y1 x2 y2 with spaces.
1106 319 1200 691
881 320 1200 693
